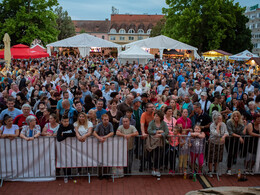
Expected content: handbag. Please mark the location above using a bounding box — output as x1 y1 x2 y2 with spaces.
145 134 163 152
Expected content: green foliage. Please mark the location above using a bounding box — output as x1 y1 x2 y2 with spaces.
55 6 76 40
80 29 86 34
163 0 252 53
0 0 59 46
150 18 166 37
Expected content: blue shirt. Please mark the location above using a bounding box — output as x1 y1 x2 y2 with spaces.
177 75 185 88
91 107 107 120
57 99 73 115
0 108 23 121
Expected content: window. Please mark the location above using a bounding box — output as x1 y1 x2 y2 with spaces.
128 29 135 33
147 29 152 34
110 36 116 41
110 28 116 33
137 29 144 34
252 14 256 19
129 36 134 41
102 35 105 39
119 29 126 34
138 36 143 40
120 36 125 40
253 43 258 48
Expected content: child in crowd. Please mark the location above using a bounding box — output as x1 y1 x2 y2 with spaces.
178 128 190 173
189 125 205 173
168 126 181 174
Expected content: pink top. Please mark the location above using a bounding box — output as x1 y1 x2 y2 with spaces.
168 132 180 147
163 116 177 132
176 117 192 130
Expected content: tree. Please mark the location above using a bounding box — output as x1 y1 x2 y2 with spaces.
55 6 75 40
150 18 166 37
80 29 86 34
0 0 59 46
162 0 252 53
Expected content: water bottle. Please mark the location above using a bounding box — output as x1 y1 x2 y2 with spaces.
238 169 241 180
193 173 196 182
64 177 68 183
184 171 187 179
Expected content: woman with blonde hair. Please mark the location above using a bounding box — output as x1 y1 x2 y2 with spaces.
87 109 99 128
74 112 93 142
225 111 247 175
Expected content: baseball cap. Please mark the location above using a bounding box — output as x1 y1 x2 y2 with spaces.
133 98 142 104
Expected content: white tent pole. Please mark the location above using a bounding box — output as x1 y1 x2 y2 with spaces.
47 46 51 56
159 48 164 60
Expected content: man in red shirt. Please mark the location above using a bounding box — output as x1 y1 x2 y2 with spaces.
13 104 39 130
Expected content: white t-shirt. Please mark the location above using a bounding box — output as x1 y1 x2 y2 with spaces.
130 88 142 95
74 121 93 136
44 123 60 134
0 124 19 135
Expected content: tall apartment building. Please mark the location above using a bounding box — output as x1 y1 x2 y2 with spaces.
245 4 260 56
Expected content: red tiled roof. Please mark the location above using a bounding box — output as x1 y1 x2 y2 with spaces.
110 14 164 32
73 20 110 33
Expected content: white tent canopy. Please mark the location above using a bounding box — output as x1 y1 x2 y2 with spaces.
46 33 120 57
229 50 258 61
118 45 154 65
123 35 200 59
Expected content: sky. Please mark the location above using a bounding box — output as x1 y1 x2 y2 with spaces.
59 0 260 20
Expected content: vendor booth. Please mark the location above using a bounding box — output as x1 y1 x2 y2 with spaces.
202 50 232 60
123 35 200 59
246 57 260 66
30 44 47 52
229 50 258 61
0 44 49 59
118 45 154 65
163 49 184 58
46 33 120 57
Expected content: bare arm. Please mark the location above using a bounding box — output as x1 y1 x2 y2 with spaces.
93 131 104 142
141 123 147 137
20 133 30 141
247 123 260 137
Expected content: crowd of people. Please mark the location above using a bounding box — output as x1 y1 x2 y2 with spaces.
0 55 260 179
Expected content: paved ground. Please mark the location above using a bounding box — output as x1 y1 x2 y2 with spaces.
0 175 259 195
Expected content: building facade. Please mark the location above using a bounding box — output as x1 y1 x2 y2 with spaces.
73 14 164 45
108 14 164 45
245 4 260 56
73 20 110 40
